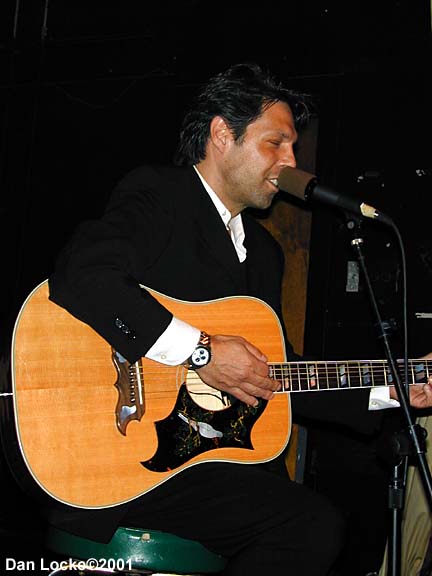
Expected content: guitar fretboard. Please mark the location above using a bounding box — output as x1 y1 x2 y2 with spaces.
269 359 431 392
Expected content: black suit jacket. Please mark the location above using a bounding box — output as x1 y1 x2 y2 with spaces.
46 164 384 539
50 165 285 362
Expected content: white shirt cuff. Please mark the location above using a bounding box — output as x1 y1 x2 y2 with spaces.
145 317 200 366
369 386 400 410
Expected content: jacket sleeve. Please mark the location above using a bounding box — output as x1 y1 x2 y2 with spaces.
49 166 174 364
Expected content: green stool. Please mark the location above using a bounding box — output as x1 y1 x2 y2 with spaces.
45 525 227 575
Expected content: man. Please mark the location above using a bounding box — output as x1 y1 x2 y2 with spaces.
47 62 432 575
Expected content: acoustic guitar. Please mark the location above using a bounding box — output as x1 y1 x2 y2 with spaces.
10 280 430 508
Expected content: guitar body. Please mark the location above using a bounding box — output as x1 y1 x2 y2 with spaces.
11 280 290 509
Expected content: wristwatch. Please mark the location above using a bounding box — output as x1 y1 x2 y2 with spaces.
184 331 212 370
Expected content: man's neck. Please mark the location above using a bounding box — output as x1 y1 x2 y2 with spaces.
195 161 242 217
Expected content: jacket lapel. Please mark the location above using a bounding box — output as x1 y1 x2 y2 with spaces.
187 168 247 293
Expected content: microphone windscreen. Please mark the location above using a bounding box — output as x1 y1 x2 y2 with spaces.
277 167 316 201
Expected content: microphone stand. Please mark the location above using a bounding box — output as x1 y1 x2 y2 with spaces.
348 224 432 576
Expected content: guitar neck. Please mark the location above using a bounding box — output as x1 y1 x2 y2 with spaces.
270 359 432 392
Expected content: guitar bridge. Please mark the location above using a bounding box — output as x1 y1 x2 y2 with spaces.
112 349 145 435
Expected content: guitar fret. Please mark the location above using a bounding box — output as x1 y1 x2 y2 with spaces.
347 362 360 388
297 363 302 391
354 365 361 386
316 363 326 389
370 362 375 385
324 361 329 390
309 363 318 389
335 363 341 389
322 362 338 390
302 363 310 391
383 361 389 386
313 362 319 389
411 361 427 384
308 362 316 389
363 362 371 387
339 363 347 388
371 361 382 387
339 364 345 389
298 365 304 389
344 364 351 387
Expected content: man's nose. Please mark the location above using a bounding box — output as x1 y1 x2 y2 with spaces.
279 145 296 168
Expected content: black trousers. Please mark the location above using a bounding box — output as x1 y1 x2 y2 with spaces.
122 461 345 576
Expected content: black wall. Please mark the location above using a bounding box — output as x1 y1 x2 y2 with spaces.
1 1 430 345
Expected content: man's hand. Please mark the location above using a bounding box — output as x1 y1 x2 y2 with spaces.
195 334 281 407
404 381 432 409
389 352 432 409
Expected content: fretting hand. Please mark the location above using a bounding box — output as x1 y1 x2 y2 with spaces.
389 352 432 409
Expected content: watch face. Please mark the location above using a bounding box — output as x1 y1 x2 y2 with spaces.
191 346 211 368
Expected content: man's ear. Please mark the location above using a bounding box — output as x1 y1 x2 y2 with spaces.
210 116 231 152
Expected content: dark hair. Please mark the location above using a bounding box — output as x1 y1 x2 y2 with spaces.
174 62 311 166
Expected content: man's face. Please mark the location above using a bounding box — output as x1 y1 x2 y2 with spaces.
222 101 298 214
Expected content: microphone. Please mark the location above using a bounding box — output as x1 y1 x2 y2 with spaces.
277 167 392 225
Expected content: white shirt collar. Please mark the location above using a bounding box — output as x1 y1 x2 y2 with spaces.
193 166 246 262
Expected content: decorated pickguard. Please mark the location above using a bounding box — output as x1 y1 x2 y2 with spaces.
142 384 266 472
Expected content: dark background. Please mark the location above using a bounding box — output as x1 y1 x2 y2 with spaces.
0 0 431 566
0 0 431 358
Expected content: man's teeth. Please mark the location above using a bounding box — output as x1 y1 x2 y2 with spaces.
269 178 278 187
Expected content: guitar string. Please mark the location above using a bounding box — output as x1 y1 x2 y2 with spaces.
133 361 431 377
134 360 431 381
117 361 431 404
136 359 431 373
127 372 429 395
